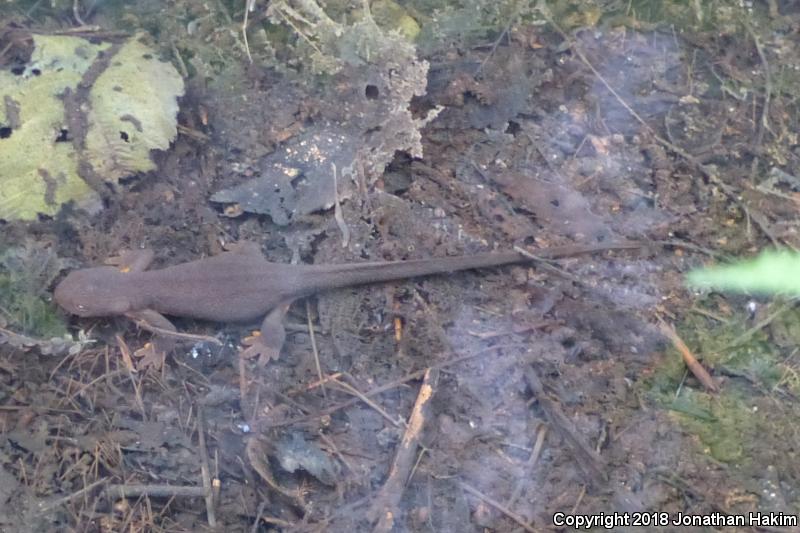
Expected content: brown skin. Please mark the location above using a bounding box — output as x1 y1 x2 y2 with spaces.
54 242 643 357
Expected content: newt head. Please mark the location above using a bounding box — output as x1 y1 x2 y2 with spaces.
54 266 132 317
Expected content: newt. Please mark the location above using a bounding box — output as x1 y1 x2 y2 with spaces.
53 241 643 361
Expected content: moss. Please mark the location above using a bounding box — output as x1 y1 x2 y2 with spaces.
644 299 800 465
0 246 67 339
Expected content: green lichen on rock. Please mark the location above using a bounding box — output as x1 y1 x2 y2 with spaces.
0 33 184 221
0 35 108 221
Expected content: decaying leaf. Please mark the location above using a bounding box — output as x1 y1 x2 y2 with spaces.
0 35 107 220
0 33 184 221
211 126 357 224
85 36 185 184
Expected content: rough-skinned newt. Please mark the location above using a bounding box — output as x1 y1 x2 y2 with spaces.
53 241 643 360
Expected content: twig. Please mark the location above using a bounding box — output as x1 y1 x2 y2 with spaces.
105 484 207 499
115 336 146 418
48 26 111 36
332 163 351 248
249 501 295 531
506 423 548 508
124 315 223 345
60 369 126 408
177 124 209 142
271 4 325 57
259 515 295 528
371 368 439 532
570 485 587 515
238 348 251 417
196 409 217 527
513 245 587 286
474 2 520 77
722 298 797 351
318 430 355 474
39 478 109 512
652 239 723 259
745 21 771 182
251 501 267 533
170 41 189 79
242 0 255 63
657 317 718 393
291 371 343 394
523 367 607 485
306 301 327 400
745 22 772 150
24 0 44 18
73 0 86 26
274 388 312 418
331 376 402 428
459 481 538 533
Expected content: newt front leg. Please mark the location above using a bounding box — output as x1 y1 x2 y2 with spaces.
241 303 291 366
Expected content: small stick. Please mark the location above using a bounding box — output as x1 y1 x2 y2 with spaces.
196 409 217 527
371 368 439 532
105 484 207 499
459 481 537 533
473 3 519 77
124 315 223 345
570 485 587 515
115 335 146 418
238 347 250 410
318 430 355 474
523 367 607 485
657 318 718 393
170 41 189 80
331 163 351 247
251 501 267 533
506 423 548 508
291 371 343 394
248 500 296 532
39 478 108 512
722 298 796 351
513 245 586 285
331 376 402 428
753 36 771 135
60 369 126 408
242 0 255 63
73 0 86 25
306 301 327 400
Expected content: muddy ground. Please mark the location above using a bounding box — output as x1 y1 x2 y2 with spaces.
2 1 800 532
